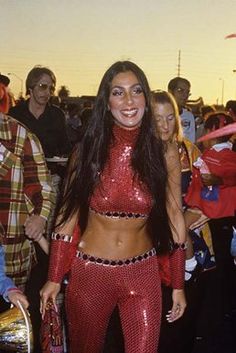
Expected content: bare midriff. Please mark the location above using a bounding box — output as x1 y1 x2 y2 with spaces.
78 209 153 260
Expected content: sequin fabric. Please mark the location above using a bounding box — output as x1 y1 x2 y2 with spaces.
66 253 161 353
48 225 80 283
169 248 185 289
90 124 153 217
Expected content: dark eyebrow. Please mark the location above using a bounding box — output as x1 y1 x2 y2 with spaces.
110 83 141 90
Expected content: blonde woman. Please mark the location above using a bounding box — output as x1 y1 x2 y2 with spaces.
151 90 216 353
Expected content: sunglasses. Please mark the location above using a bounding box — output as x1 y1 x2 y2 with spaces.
36 83 55 93
175 87 191 97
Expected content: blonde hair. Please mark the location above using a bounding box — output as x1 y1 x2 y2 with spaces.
151 90 183 142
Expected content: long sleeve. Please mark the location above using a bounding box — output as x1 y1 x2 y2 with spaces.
169 246 186 289
48 222 80 283
47 148 80 283
0 246 16 301
23 129 56 220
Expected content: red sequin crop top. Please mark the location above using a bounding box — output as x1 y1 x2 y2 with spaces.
89 124 153 218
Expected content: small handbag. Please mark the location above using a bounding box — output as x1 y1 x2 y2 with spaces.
40 299 64 353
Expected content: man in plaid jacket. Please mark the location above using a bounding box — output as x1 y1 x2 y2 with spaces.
0 107 55 289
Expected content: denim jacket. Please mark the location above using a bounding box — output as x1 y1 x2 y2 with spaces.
0 245 16 301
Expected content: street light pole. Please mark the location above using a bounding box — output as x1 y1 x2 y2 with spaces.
233 70 236 98
7 72 23 97
219 78 225 106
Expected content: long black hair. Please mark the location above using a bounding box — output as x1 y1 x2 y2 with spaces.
56 61 173 253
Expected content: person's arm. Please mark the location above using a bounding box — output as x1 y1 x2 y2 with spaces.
40 149 80 318
22 131 56 243
165 142 187 322
0 247 29 308
40 212 79 318
47 147 81 283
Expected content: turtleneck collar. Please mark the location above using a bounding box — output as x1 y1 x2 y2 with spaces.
113 123 140 143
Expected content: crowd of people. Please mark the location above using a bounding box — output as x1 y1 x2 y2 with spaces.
0 63 235 353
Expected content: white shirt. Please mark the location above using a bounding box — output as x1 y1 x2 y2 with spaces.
181 108 196 143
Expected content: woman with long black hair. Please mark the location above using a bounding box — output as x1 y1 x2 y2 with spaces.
40 61 186 353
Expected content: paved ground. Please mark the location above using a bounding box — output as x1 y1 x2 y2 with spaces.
103 308 236 353
192 311 236 353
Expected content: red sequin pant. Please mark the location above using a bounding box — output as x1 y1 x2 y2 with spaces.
65 251 162 353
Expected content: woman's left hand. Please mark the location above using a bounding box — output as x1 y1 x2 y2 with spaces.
166 289 186 323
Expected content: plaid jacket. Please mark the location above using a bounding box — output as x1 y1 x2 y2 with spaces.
0 113 55 286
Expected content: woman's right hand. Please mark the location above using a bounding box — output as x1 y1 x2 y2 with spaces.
166 289 186 323
40 281 61 319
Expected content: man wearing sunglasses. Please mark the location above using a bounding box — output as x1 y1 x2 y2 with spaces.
168 77 196 143
9 66 71 353
9 66 71 165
